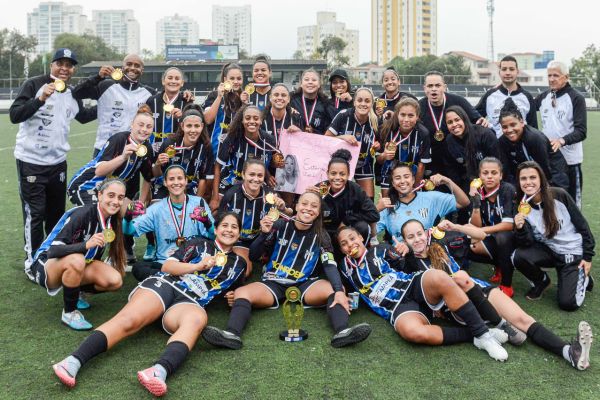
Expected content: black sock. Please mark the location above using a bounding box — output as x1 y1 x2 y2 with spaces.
441 326 474 345
147 232 155 246
79 283 103 294
226 298 252 336
527 322 568 356
454 301 488 338
63 285 80 313
156 341 189 377
327 293 349 334
466 286 502 325
72 330 108 366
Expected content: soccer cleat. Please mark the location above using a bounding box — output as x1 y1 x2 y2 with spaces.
568 321 593 371
137 367 167 397
489 267 502 284
331 323 372 348
525 274 551 301
499 285 514 298
473 331 508 362
61 310 93 331
498 320 527 346
143 244 157 261
77 293 90 310
52 359 78 388
586 275 594 292
201 326 243 350
488 328 509 344
126 247 137 264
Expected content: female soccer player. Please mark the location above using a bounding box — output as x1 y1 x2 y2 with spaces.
310 150 379 254
377 97 431 196
443 105 499 191
248 56 272 110
30 179 126 330
467 157 516 297
512 161 594 309
219 158 292 275
376 162 469 243
336 225 509 361
203 63 244 158
210 105 277 211
67 105 155 206
498 98 569 189
399 219 593 370
290 69 335 134
374 67 416 120
328 69 353 113
52 212 247 396
326 88 379 199
201 191 372 349
262 83 304 146
152 104 214 200
126 165 214 281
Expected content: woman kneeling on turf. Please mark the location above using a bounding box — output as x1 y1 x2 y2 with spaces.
52 212 247 396
202 191 372 349
400 219 593 370
336 225 508 361
30 178 126 330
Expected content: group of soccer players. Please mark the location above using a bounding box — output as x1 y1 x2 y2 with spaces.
9 48 594 396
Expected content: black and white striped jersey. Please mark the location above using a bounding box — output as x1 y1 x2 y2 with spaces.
219 183 274 241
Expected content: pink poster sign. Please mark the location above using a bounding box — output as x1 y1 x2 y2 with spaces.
274 131 360 194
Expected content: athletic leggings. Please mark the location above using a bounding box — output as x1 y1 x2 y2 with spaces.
468 231 515 287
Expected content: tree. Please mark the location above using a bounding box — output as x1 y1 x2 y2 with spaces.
141 48 165 62
28 33 123 77
571 44 600 90
386 54 471 84
0 29 37 82
292 50 304 60
316 36 349 69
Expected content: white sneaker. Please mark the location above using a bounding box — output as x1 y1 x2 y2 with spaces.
489 327 509 344
474 331 508 362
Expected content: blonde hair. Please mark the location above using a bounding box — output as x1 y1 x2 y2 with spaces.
354 87 378 134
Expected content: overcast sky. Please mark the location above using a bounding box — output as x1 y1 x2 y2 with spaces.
2 0 599 65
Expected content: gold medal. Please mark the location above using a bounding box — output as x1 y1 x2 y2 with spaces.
136 144 148 157
370 146 376 157
265 193 276 205
385 142 396 152
165 145 176 158
267 207 280 221
431 226 445 240
423 180 435 191
518 202 531 215
223 81 233 91
111 68 123 80
350 247 359 257
54 79 66 92
434 130 445 142
163 104 174 114
470 178 483 189
176 237 185 246
272 152 285 168
215 252 228 267
319 182 330 196
375 99 386 109
244 83 255 95
103 228 115 243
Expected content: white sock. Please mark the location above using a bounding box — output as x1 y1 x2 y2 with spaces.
64 355 82 377
153 364 167 381
562 345 571 362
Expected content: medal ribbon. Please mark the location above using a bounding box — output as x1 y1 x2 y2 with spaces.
346 250 367 269
384 91 400 102
427 95 446 132
479 185 500 200
390 129 412 147
278 211 313 226
167 196 187 239
412 180 427 193
245 135 279 153
163 91 179 106
302 95 318 127
271 109 287 145
97 203 112 232
521 189 540 205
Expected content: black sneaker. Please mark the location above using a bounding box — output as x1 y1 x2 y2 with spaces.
568 321 593 370
498 320 527 346
586 275 594 292
331 323 372 348
202 326 242 350
126 248 137 264
525 274 551 300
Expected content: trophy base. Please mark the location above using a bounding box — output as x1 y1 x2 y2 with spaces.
279 330 308 342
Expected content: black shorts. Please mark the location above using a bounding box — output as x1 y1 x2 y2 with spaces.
259 278 321 308
391 271 444 326
130 276 201 334
30 256 62 296
354 158 374 180
234 238 254 250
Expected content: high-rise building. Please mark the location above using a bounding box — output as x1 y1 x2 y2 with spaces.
156 14 199 54
371 0 437 65
297 12 359 67
92 9 140 55
212 5 251 55
27 2 90 55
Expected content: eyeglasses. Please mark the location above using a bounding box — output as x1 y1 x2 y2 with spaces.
551 91 557 108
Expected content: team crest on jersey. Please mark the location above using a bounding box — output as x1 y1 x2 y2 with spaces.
113 112 122 118
405 210 412 216
476 151 484 160
304 250 314 259
41 118 52 126
456 157 464 164
291 242 299 251
314 118 321 127
278 238 289 247
418 208 429 219
115 101 123 106
245 208 252 216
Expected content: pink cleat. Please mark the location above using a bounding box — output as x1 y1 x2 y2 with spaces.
137 367 167 397
53 360 76 388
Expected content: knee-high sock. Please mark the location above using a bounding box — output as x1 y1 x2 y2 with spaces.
327 293 349 334
155 341 189 378
226 298 252 336
442 326 473 345
454 301 488 338
527 322 568 357
466 285 501 325
72 330 108 366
